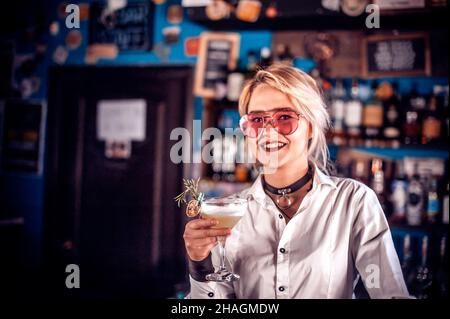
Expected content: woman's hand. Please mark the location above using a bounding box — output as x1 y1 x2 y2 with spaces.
183 218 231 261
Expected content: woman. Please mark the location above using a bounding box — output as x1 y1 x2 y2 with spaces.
183 63 409 299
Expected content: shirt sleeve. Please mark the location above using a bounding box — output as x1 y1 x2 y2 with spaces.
351 187 411 299
185 245 236 299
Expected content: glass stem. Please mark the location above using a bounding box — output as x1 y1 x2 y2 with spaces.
218 236 227 272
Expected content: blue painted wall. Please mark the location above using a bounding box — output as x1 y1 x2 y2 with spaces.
1 0 447 269
1 0 272 268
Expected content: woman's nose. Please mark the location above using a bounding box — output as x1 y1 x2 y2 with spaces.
260 124 279 140
263 118 276 128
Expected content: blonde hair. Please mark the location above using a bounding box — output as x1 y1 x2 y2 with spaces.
238 63 333 175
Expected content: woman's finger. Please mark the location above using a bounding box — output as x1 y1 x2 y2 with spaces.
186 236 217 247
186 218 218 230
186 228 231 239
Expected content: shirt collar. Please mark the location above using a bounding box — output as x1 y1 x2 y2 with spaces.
243 162 337 205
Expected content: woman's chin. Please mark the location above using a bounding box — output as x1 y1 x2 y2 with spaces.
260 157 290 174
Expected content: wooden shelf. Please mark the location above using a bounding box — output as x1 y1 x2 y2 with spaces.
329 144 449 160
187 7 448 31
390 222 448 237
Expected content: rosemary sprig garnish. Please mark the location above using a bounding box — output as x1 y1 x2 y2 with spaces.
174 178 204 208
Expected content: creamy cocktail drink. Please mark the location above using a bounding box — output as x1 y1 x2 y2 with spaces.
200 196 248 282
201 200 247 229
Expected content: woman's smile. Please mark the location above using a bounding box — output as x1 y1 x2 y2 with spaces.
259 140 288 153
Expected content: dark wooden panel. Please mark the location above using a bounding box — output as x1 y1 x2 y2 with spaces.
44 66 193 299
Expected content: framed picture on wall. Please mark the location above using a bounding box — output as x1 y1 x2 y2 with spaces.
361 32 431 77
194 32 240 98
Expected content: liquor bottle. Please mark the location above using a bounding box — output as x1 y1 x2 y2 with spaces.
401 234 413 284
212 111 227 180
227 72 245 102
275 44 294 65
321 79 333 109
221 134 236 182
383 81 402 148
443 182 449 224
234 164 248 183
221 110 238 182
409 82 427 111
362 81 383 147
410 236 433 299
421 86 442 145
426 177 440 224
370 158 390 215
259 47 272 68
234 134 250 183
330 78 346 146
352 158 369 185
211 137 223 181
435 236 448 298
371 158 384 194
390 160 408 224
344 78 363 146
404 83 424 145
406 164 424 226
246 50 258 72
444 86 449 139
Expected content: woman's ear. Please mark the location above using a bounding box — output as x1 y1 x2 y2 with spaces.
307 123 313 149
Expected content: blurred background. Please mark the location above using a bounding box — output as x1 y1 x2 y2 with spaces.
0 0 448 300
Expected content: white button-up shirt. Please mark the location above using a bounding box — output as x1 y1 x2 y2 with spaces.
187 164 410 299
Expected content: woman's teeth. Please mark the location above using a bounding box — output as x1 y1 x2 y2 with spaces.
261 142 287 152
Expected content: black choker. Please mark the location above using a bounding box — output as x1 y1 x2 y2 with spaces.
262 166 313 209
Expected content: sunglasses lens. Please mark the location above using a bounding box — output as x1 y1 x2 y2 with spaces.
273 111 299 135
240 116 257 138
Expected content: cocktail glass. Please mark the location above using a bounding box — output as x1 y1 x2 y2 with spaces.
200 196 247 282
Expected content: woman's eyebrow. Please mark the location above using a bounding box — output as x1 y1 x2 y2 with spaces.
248 106 295 113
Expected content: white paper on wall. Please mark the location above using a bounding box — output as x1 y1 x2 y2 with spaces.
96 99 146 159
97 99 146 141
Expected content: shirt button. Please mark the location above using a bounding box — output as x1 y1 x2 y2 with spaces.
207 292 214 297
279 248 286 254
278 214 283 219
278 286 285 292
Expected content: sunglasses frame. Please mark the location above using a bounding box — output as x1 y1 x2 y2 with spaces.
239 109 305 138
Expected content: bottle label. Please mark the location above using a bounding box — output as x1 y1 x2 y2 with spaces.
386 105 399 123
422 118 442 139
345 101 362 127
443 195 449 224
332 100 345 119
363 104 383 127
427 199 440 215
392 181 407 215
384 127 400 138
411 97 426 109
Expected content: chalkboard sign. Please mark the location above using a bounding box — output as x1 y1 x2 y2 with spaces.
89 1 154 51
194 32 240 98
362 33 431 77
